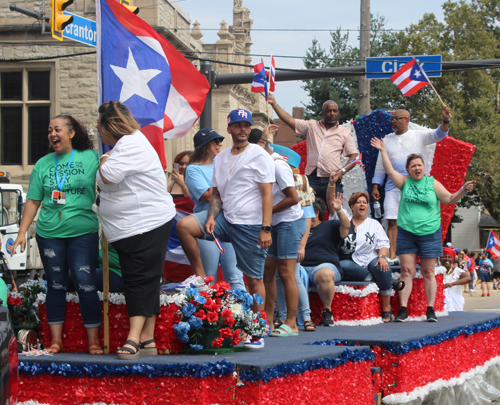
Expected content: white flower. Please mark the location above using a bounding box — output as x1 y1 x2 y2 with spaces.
230 303 243 315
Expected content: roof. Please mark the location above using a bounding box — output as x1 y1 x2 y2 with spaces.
478 213 500 228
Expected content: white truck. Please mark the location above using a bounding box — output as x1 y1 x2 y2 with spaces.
0 171 43 281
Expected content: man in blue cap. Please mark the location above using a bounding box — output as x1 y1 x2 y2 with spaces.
177 109 275 349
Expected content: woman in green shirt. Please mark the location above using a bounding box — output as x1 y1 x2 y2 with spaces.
371 137 474 323
11 114 102 355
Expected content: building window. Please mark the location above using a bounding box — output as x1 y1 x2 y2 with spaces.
0 68 52 166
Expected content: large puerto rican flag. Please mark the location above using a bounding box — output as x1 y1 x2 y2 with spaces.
487 231 500 260
96 0 209 169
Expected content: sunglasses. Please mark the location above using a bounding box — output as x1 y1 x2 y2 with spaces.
213 139 222 145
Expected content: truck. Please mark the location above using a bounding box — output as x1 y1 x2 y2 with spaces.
0 171 43 282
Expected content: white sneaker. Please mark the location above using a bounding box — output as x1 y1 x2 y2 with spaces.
175 275 208 292
243 337 265 349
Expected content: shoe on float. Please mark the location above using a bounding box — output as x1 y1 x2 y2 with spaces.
243 337 265 349
175 275 208 292
321 309 335 327
394 307 408 322
426 308 438 323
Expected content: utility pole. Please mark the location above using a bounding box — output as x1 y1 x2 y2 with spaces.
358 0 371 116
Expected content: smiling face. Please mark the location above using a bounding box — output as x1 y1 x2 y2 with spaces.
178 154 190 175
48 117 75 154
407 157 425 180
351 195 368 219
440 253 453 270
321 101 339 127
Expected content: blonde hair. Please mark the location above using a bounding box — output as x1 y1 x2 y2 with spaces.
98 101 140 139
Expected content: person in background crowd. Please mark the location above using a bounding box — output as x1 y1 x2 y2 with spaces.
267 93 358 200
371 105 452 265
178 128 245 291
441 247 471 312
466 252 477 293
168 151 193 198
478 252 494 297
11 114 102 355
97 101 176 359
371 136 474 322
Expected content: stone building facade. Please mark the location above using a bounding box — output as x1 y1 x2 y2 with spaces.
0 0 270 188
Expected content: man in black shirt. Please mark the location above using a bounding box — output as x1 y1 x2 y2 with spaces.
301 196 350 326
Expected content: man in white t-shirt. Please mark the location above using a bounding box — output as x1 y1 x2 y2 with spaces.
177 109 275 344
371 105 451 264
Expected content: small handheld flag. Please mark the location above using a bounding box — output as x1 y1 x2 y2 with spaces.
390 58 429 97
251 61 268 100
270 52 276 92
347 153 363 166
487 231 500 260
212 233 226 254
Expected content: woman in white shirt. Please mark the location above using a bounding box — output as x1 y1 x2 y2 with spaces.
97 101 176 360
441 247 471 311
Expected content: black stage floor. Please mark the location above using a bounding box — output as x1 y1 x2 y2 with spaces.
19 312 500 371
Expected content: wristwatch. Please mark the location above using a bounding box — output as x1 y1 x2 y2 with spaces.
261 225 271 233
341 168 346 174
379 254 388 259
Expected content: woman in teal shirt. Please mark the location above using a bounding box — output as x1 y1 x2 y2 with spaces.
371 137 474 322
11 114 102 355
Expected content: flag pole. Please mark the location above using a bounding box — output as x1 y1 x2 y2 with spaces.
263 57 270 125
102 235 110 354
420 66 447 108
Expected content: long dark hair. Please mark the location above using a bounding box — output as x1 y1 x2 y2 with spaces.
188 142 212 165
50 114 94 151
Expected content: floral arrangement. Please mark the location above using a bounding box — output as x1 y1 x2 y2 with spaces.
173 277 270 351
7 279 46 326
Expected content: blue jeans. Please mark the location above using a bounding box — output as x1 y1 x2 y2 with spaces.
267 218 306 260
198 239 245 291
340 257 392 295
36 232 101 327
95 268 125 292
303 262 342 287
307 169 343 202
276 263 311 322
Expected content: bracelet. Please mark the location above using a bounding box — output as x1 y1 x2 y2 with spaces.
100 154 109 160
328 184 336 188
442 119 450 124
460 186 468 194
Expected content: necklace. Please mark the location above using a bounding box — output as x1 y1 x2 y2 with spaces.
233 142 249 151
229 144 249 173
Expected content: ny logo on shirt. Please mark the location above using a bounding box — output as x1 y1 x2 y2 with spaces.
365 232 375 245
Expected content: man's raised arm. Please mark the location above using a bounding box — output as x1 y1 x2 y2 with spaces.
268 93 296 131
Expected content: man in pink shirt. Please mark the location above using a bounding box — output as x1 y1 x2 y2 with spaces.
268 93 358 201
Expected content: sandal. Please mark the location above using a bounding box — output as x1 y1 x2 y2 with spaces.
273 319 283 330
303 320 317 332
139 339 158 356
47 340 63 354
381 311 392 323
88 341 104 355
269 324 298 337
117 340 140 360
392 280 406 291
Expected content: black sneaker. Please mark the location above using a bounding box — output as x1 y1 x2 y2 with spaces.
426 308 438 322
394 307 408 322
322 309 334 327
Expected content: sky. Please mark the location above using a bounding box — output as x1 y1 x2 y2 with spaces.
177 0 448 118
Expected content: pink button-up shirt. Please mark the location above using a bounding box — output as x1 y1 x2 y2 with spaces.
295 119 358 177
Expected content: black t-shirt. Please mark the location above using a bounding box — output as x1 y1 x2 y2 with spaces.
302 220 343 275
339 221 356 261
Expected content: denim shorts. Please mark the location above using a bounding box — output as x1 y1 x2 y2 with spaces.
192 210 267 280
267 218 306 260
396 226 443 258
303 262 341 288
478 270 492 283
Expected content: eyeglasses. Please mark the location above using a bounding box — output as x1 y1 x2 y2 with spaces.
213 139 222 145
391 116 407 121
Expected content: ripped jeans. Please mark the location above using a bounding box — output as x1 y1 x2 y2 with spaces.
36 232 101 327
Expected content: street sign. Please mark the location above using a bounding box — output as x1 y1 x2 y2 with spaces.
366 55 442 79
63 12 97 47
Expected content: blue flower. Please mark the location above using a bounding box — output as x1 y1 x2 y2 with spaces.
253 293 264 306
182 303 196 317
190 344 203 351
231 288 245 300
178 334 189 343
189 316 203 330
173 321 191 335
258 318 267 326
185 287 200 298
194 295 206 305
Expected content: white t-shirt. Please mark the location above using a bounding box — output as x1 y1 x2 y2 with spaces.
212 143 275 225
271 153 303 226
372 127 448 191
96 130 175 243
442 265 466 311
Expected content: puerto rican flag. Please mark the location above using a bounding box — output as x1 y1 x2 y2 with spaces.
270 52 276 92
390 58 429 97
251 61 268 100
97 0 209 169
487 231 500 260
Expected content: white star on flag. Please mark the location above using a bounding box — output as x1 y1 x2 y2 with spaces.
110 48 161 104
414 69 422 78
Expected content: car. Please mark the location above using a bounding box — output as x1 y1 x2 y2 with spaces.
0 298 18 405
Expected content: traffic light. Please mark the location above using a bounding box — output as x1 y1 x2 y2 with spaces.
119 0 139 15
50 0 74 41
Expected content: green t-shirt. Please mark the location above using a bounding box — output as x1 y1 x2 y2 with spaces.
27 149 99 239
397 176 441 236
98 238 122 278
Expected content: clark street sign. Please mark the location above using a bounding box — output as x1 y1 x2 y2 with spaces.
366 55 442 79
63 12 97 47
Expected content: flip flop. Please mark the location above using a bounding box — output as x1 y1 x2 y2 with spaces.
392 280 406 291
117 340 140 360
303 320 317 332
139 338 158 356
269 324 298 337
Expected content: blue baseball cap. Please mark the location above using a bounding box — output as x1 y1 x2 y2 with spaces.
193 128 224 150
227 109 254 125
270 144 301 169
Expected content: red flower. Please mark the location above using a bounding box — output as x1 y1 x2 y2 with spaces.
260 311 267 321
204 299 220 312
211 337 223 348
224 317 235 328
199 291 210 298
232 337 241 346
194 310 206 321
207 311 219 323
219 328 232 339
204 276 215 283
221 308 232 318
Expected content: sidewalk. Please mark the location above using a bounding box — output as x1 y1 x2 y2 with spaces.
464 284 500 313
